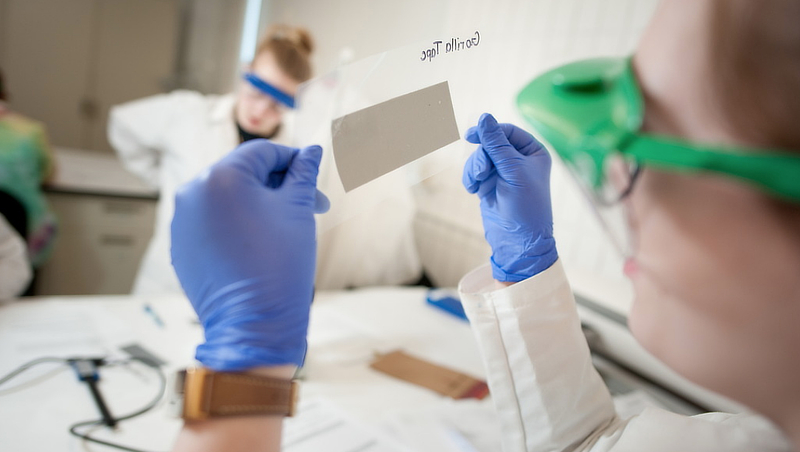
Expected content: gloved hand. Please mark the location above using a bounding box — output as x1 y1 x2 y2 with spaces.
171 139 330 371
463 113 557 282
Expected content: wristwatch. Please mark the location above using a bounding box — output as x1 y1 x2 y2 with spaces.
172 367 299 420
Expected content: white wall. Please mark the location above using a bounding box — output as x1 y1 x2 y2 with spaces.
176 0 248 94
0 0 182 152
261 0 450 76
261 0 660 295
0 0 249 153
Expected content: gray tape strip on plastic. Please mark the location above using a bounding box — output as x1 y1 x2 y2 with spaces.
331 81 460 192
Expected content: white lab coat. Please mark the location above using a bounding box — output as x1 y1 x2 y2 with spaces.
108 91 420 295
0 214 31 300
458 260 792 452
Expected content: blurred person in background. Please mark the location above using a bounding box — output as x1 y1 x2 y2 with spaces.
0 68 57 295
0 213 31 300
109 24 420 296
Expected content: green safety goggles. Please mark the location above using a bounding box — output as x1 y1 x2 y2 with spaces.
516 57 800 205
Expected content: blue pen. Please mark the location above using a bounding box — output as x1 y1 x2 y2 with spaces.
426 289 469 322
143 304 164 328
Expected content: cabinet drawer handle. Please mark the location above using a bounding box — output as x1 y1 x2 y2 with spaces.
102 202 143 215
100 235 134 246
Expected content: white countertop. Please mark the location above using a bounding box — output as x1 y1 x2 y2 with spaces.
44 147 158 199
0 287 499 452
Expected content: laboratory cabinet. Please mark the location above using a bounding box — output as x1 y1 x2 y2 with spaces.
36 192 155 295
33 148 158 295
0 0 179 152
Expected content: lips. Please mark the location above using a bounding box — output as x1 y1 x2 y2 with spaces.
624 257 639 277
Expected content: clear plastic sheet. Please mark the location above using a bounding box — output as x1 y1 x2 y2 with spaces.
292 30 499 232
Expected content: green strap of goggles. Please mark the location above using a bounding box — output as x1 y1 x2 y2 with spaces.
516 57 800 204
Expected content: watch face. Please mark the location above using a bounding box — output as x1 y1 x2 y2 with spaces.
168 369 187 419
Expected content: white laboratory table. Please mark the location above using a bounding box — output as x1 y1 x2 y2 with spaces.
0 287 499 452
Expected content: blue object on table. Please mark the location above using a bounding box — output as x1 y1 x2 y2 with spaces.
426 289 469 322
143 304 164 328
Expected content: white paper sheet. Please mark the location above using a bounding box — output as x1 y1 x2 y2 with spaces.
0 302 134 376
283 399 410 452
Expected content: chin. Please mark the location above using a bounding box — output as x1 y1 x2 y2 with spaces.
627 301 648 348
627 276 667 358
240 121 258 132
251 122 280 137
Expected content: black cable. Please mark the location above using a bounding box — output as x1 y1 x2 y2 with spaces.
0 357 68 387
85 375 118 428
68 358 168 452
1 356 169 452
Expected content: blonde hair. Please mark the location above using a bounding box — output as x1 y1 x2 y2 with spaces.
255 24 314 83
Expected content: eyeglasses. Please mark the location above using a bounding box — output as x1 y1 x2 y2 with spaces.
517 57 800 206
603 157 642 206
242 72 296 112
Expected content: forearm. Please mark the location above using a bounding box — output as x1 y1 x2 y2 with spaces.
171 366 295 452
173 416 283 452
107 98 174 187
495 280 515 289
169 142 325 452
108 117 162 187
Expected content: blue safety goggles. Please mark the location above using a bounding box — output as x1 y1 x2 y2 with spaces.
242 72 296 109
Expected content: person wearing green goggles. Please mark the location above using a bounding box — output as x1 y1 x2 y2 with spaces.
459 1 800 451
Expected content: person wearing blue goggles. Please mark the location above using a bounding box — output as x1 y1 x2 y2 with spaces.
237 59 300 140
106 25 317 297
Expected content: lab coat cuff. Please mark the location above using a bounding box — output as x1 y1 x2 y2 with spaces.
458 258 568 317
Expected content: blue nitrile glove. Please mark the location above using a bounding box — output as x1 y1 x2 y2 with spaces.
171 139 330 371
463 113 557 282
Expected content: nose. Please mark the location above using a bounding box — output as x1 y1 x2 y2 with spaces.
253 97 281 116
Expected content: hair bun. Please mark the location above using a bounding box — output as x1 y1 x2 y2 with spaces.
256 24 314 82
266 24 314 56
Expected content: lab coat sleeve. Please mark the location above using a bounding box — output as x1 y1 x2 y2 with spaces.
458 260 793 452
0 215 31 300
459 259 616 452
107 90 199 187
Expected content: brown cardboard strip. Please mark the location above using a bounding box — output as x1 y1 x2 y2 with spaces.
370 350 488 400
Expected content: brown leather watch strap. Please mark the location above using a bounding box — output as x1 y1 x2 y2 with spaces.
182 367 298 420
